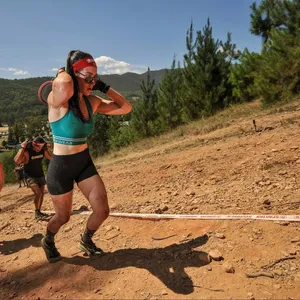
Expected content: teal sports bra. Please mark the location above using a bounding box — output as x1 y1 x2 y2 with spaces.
50 96 94 145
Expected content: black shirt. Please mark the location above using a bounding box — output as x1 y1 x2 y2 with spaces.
24 148 45 178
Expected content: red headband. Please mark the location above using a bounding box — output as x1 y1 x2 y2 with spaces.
72 58 97 71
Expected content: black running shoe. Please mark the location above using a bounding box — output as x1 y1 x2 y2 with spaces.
35 211 41 220
41 237 61 263
35 211 48 220
79 239 104 256
39 211 48 217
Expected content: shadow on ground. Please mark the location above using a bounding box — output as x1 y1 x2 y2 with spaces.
64 234 210 294
0 233 43 255
0 234 210 297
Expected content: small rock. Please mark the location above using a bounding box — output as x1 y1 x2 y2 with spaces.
186 190 196 196
274 221 290 226
278 170 287 175
206 265 212 271
209 249 223 261
78 205 89 211
140 292 150 299
64 226 72 232
110 203 118 209
199 253 211 264
291 238 300 243
274 269 283 276
105 225 113 231
215 233 225 239
159 205 168 212
222 262 235 273
273 284 281 290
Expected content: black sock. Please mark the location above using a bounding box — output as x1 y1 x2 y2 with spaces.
35 209 40 214
45 229 55 244
82 228 96 243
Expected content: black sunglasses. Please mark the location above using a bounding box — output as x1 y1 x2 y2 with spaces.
76 71 99 84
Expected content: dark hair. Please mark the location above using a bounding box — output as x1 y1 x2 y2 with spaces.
33 136 46 143
66 50 94 122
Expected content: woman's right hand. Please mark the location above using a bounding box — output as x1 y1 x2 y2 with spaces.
21 140 28 149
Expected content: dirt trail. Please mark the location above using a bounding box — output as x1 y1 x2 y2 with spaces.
1 102 300 299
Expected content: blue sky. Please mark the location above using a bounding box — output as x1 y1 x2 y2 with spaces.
0 0 262 79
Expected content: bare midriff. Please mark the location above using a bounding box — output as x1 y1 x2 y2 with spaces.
53 143 88 155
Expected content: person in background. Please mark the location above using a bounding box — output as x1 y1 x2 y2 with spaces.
14 163 26 188
14 136 52 219
40 50 132 263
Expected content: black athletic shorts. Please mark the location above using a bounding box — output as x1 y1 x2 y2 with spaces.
25 175 46 188
46 148 98 195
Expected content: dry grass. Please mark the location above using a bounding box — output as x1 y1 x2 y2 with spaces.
97 98 300 165
0 127 8 132
101 100 262 161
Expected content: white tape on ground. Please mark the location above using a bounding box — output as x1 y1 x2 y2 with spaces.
23 210 300 222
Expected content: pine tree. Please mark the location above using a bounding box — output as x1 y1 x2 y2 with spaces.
13 119 26 143
7 126 16 145
23 116 48 139
156 56 183 131
252 28 300 104
182 19 238 120
130 68 158 138
283 0 300 36
230 49 260 101
250 0 286 44
182 21 200 121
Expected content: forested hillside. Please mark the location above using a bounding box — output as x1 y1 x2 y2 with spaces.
0 77 50 125
0 69 166 125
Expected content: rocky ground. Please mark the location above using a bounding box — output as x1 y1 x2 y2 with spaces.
0 101 300 299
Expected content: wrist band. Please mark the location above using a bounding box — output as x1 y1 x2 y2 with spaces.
102 85 110 94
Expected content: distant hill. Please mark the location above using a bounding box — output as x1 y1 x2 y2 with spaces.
101 69 166 91
0 69 166 124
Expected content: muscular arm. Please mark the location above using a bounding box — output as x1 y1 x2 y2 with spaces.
48 71 74 108
95 88 132 115
14 148 29 165
44 150 52 160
